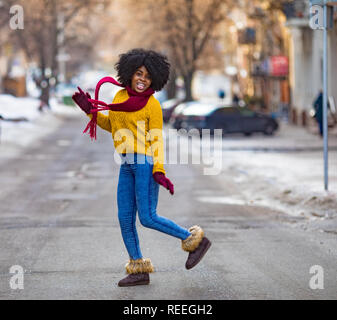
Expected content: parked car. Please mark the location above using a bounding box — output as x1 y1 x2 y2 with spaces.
172 102 279 136
161 98 182 123
169 101 200 129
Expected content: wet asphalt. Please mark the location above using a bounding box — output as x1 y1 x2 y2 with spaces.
0 113 336 300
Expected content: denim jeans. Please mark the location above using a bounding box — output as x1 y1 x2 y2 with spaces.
117 153 191 260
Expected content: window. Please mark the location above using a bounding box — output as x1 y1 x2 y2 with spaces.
238 108 255 117
213 107 239 115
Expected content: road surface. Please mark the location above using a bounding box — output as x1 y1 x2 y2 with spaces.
0 113 336 299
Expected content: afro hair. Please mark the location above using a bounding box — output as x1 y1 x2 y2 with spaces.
115 48 170 92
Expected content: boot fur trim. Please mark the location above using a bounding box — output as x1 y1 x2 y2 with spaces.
125 258 154 274
181 225 204 252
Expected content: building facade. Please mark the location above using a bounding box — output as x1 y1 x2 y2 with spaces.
284 0 337 126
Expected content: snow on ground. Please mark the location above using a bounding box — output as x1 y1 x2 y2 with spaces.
219 149 337 218
171 122 337 220
219 125 337 220
0 94 79 156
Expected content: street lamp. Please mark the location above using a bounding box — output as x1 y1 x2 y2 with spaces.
310 0 337 191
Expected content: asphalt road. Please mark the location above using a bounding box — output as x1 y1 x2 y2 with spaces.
0 113 336 300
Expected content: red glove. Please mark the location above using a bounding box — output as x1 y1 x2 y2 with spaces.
72 87 92 114
153 172 174 195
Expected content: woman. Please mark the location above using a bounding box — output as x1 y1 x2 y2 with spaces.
72 49 211 287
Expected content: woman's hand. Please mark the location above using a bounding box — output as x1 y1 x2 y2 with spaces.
153 172 174 195
72 87 93 114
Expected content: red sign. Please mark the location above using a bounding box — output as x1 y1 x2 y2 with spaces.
270 56 289 77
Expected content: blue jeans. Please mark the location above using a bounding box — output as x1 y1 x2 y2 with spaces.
117 153 191 260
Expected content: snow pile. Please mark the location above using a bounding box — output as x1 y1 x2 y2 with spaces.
0 94 79 149
0 94 41 121
222 151 337 220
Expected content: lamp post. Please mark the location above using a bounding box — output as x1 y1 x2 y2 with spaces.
310 0 337 190
323 1 329 191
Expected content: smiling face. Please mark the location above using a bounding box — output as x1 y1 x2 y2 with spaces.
131 66 152 93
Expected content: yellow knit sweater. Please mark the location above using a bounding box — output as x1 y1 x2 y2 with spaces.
89 89 165 174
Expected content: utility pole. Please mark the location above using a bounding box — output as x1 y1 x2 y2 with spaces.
310 0 337 190
323 1 329 190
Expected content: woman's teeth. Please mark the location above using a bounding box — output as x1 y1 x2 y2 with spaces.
137 83 145 90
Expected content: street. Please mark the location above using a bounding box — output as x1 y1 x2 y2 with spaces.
0 113 336 300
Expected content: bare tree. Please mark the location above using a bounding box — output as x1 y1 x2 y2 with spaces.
0 0 111 106
121 0 231 101
162 0 229 101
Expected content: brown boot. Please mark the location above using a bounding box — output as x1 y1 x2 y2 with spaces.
181 226 211 270
185 236 211 270
118 258 154 287
118 273 150 287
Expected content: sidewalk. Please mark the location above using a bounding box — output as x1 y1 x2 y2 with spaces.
219 121 337 151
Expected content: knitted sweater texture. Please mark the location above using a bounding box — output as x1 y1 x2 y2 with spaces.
90 89 165 174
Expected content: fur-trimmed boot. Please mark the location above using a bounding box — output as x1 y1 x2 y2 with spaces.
118 258 154 287
181 226 211 270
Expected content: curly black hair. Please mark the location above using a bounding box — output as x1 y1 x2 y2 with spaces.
115 48 170 92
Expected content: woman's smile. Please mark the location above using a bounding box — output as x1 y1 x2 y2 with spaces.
131 66 152 93
136 81 146 91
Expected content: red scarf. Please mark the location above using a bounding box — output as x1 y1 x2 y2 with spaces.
83 76 154 140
